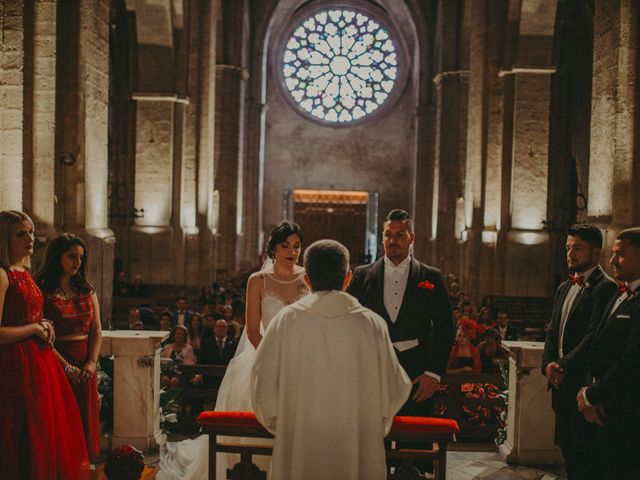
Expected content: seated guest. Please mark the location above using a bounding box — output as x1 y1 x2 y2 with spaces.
113 271 131 297
460 300 477 320
475 307 497 340
161 325 196 388
457 315 478 344
158 312 172 331
127 308 141 330
447 326 481 374
138 306 157 329
496 310 518 341
128 275 149 297
199 319 237 366
451 305 462 324
477 328 508 373
227 298 245 340
187 313 203 355
130 320 144 331
196 283 217 308
171 297 193 327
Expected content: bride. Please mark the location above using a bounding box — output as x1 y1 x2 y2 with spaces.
157 221 308 480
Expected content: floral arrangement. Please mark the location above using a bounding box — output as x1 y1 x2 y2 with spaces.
104 445 144 480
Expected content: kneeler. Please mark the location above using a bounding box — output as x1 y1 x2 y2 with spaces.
197 411 459 480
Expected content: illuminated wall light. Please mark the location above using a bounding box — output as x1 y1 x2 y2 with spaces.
508 230 548 246
481 230 498 244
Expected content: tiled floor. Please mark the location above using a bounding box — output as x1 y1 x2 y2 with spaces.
447 451 567 480
91 448 567 479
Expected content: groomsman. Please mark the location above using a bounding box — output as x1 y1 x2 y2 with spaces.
560 227 640 478
348 209 454 474
541 224 617 480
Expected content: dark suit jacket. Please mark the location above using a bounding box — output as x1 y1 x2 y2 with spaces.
171 309 194 328
542 266 617 392
576 291 640 423
347 256 454 381
199 336 237 366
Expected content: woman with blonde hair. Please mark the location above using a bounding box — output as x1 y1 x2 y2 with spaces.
0 210 89 479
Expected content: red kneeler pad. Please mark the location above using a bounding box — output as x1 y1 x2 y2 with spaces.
197 411 459 437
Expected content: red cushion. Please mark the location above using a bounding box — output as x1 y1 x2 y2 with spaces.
389 416 459 435
197 411 458 435
197 411 261 428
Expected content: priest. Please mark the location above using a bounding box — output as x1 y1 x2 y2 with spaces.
251 239 411 480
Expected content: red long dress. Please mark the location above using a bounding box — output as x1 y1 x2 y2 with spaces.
0 269 90 479
45 292 101 460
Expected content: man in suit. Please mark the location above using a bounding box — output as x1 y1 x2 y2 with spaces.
171 297 194 327
541 224 617 480
348 209 454 475
562 227 640 478
496 310 518 341
199 319 238 365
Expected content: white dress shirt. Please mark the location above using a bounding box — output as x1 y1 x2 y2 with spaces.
383 255 440 381
558 265 597 357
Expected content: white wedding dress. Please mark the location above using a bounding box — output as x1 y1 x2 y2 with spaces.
157 270 308 480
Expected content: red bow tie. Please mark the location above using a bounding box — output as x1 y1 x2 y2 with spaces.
569 274 584 285
619 282 633 295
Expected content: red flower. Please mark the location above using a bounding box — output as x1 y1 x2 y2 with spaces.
417 280 435 290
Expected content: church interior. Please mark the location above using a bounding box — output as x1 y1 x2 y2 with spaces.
1 0 638 478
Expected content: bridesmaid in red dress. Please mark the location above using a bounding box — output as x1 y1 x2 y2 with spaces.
0 210 90 479
35 233 103 460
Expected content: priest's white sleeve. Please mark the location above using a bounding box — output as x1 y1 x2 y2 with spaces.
251 313 285 434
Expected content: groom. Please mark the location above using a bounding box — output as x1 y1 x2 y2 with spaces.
348 209 454 472
349 209 453 412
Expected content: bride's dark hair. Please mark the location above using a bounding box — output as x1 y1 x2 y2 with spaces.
266 221 303 259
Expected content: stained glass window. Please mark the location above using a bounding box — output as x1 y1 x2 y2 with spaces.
280 8 399 124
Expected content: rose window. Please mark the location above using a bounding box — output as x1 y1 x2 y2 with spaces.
280 8 400 124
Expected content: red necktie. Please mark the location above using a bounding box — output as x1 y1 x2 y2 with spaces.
569 274 584 285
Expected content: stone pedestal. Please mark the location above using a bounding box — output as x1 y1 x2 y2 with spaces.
100 330 169 452
499 341 563 466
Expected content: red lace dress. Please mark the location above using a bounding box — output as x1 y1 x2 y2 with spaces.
45 292 100 459
0 269 90 479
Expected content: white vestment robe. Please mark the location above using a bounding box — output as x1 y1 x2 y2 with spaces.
251 290 411 480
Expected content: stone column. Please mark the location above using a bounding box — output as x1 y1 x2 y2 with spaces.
23 0 57 239
0 1 24 210
588 0 638 241
502 69 554 296
131 99 175 283
196 0 219 285
462 0 487 293
213 0 248 279
56 0 115 322
239 99 267 271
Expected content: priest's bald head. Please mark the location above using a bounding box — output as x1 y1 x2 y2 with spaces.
303 239 353 292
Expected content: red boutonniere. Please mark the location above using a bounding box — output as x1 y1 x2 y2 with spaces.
417 280 435 290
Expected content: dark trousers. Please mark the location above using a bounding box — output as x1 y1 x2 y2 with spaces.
389 346 434 474
552 386 600 480
593 415 640 479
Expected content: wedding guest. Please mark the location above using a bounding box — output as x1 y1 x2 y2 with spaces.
496 311 518 341
477 328 508 373
0 211 90 479
128 275 149 297
196 284 217 308
127 308 141 330
158 312 172 331
199 319 237 366
447 326 481 374
187 313 203 354
252 240 411 479
113 271 131 297
161 325 196 388
171 297 193 327
475 307 496 339
35 233 103 460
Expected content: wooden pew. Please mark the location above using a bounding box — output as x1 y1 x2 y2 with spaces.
197 411 459 480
